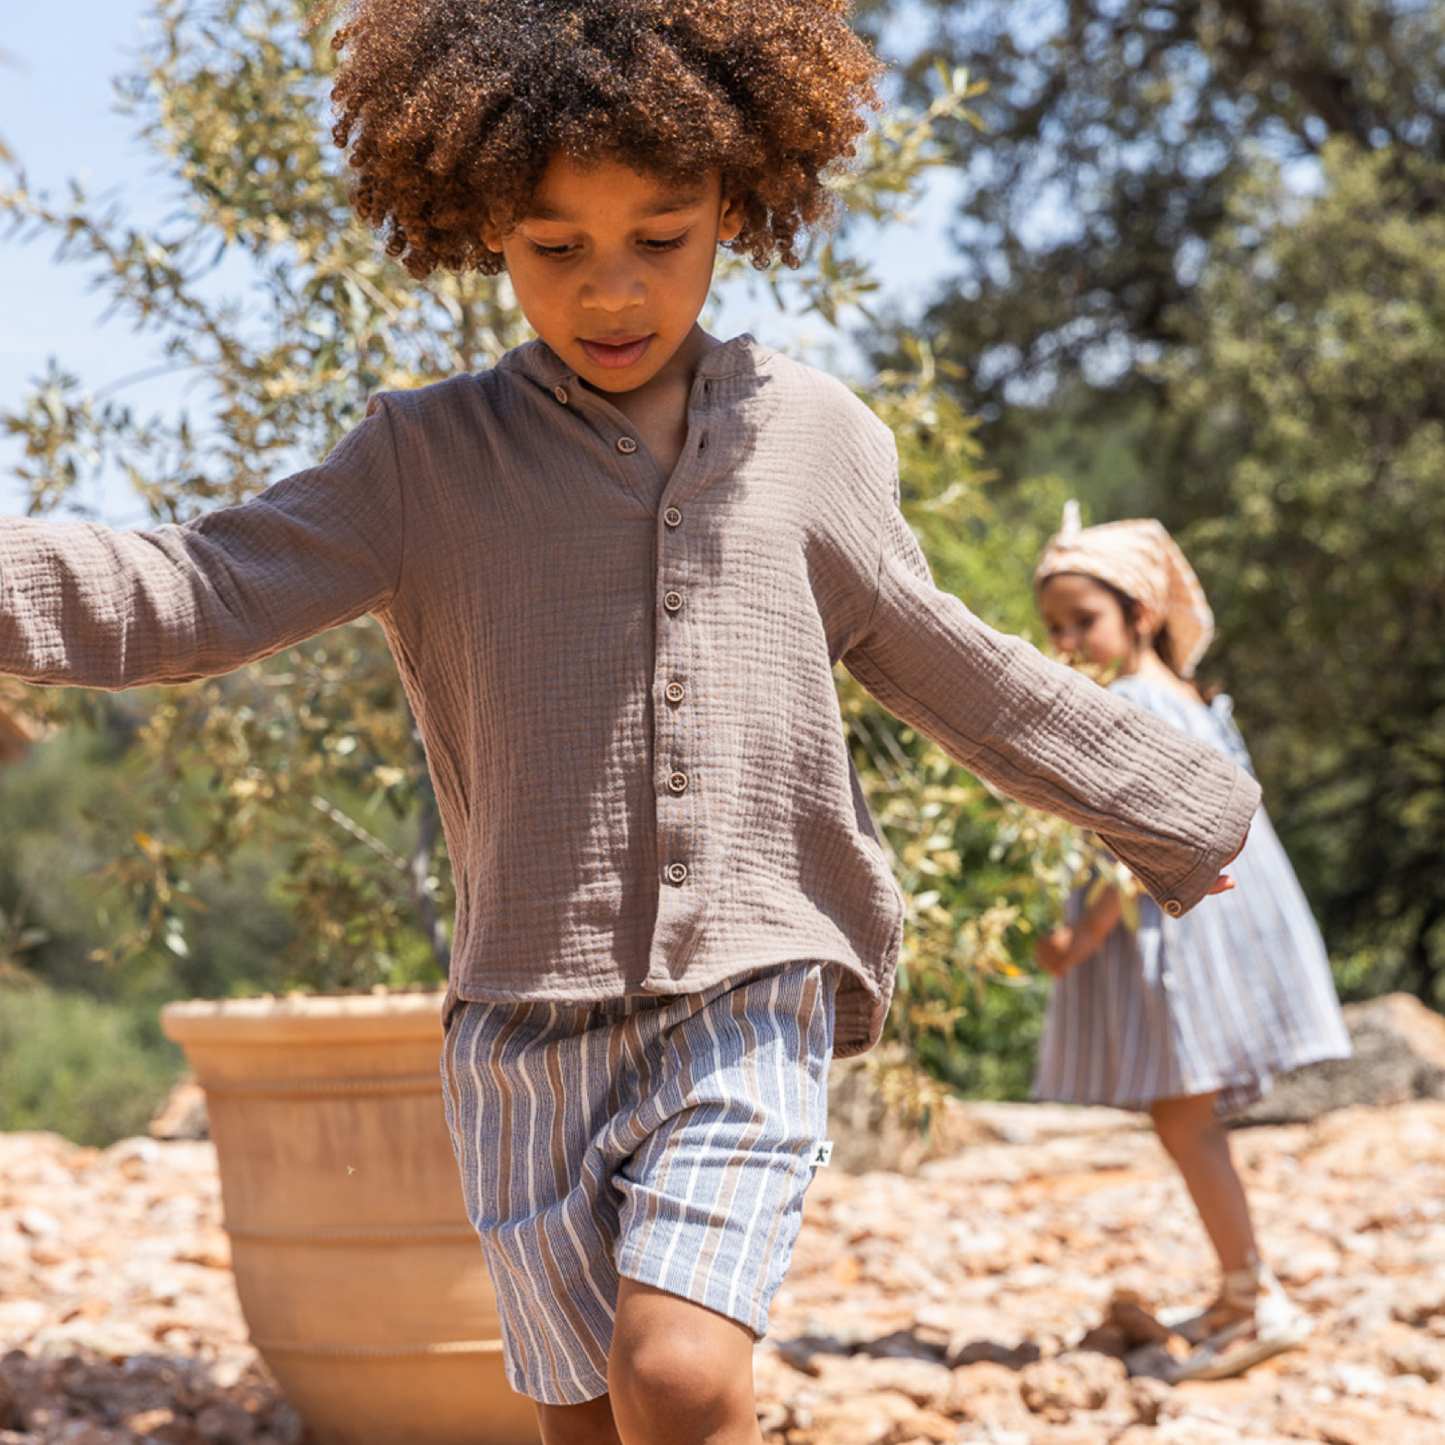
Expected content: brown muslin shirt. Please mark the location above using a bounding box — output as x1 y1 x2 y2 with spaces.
0 337 1259 1056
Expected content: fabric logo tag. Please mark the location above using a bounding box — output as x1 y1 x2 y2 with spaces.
809 1140 834 1168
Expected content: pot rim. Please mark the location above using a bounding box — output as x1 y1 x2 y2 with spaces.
160 989 447 1045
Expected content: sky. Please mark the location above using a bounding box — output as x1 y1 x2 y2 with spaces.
0 0 964 522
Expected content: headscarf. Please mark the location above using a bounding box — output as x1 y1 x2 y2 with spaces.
1034 501 1215 678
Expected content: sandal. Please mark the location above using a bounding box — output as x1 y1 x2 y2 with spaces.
1166 1262 1308 1382
1160 1264 1260 1346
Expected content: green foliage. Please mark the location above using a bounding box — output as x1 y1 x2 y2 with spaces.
1164 139 1445 1004
0 705 302 1001
867 0 1445 423
0 986 185 1146
850 362 1097 1099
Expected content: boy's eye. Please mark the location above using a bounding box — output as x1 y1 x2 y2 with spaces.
528 240 578 260
640 232 689 252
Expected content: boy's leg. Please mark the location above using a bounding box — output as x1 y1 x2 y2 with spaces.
534 1394 623 1445
534 1282 760 1445
442 963 834 1431
608 1279 761 1445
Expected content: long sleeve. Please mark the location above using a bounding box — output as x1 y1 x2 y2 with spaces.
0 398 405 689
841 506 1260 918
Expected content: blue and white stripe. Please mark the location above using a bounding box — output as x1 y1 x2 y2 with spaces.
440 962 835 1405
1033 677 1351 1115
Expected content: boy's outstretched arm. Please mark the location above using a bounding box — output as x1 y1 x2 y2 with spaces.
0 400 404 691
841 506 1260 922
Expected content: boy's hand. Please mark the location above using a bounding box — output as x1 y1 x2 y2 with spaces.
1207 829 1250 896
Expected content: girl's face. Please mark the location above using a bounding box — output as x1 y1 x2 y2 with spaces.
484 155 744 399
1037 573 1144 674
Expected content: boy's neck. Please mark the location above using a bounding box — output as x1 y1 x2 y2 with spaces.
585 325 720 476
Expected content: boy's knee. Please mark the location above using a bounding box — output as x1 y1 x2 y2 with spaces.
606 1300 757 1445
611 1331 735 1419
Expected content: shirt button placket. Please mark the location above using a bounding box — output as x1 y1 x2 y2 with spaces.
657 486 692 910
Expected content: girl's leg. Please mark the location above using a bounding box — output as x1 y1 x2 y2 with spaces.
1148 1090 1257 1274
1149 1091 1307 1379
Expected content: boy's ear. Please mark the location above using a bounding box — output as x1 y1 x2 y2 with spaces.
717 193 745 246
1134 602 1162 642
481 218 504 253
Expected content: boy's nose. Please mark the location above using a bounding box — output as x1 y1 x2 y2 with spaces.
582 258 644 313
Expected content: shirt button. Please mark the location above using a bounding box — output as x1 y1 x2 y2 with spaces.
1164 899 1183 917
663 507 682 528
553 385 569 405
665 862 689 885
664 682 685 705
663 590 683 613
617 437 638 454
667 771 688 794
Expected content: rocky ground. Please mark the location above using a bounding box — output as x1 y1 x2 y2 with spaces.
3 1095 1445 1444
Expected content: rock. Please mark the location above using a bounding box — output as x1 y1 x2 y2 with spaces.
861 1329 947 1363
1381 1329 1445 1382
934 1361 1035 1432
1125 1341 1185 1380
945 1339 1041 1370
791 1390 918 1444
1113 1423 1243 1444
1018 1353 1127 1421
1232 993 1445 1126
838 1356 955 1407
1126 1374 1174 1426
1075 1323 1130 1358
883 1407 957 1443
148 1079 210 1142
1106 1289 1175 1347
15 1209 60 1239
8 1089 1445 1444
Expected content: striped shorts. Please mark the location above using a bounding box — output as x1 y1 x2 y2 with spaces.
439 962 836 1406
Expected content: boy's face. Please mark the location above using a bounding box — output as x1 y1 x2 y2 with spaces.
484 156 744 396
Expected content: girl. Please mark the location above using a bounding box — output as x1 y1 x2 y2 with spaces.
1 6 1258 1442
1032 504 1352 1383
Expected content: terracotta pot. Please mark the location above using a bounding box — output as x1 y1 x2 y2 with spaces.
161 992 539 1445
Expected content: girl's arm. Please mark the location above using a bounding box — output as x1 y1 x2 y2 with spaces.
1035 886 1124 977
841 505 1260 921
0 399 405 690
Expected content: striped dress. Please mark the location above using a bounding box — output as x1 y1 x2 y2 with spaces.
1032 676 1351 1115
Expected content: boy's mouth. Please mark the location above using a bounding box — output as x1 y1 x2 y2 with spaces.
580 335 651 369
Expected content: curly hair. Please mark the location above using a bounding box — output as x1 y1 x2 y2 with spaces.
327 0 883 278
